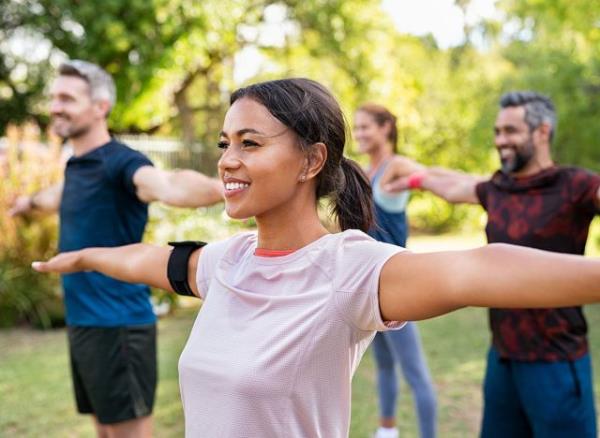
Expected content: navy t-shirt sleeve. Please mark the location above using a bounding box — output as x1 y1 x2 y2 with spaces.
106 145 153 198
570 168 600 216
122 151 153 197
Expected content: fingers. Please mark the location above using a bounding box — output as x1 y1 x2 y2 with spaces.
8 196 31 217
31 261 50 272
32 256 68 273
8 207 26 217
378 160 410 191
377 170 395 189
8 203 22 217
31 251 83 274
382 176 410 193
32 259 69 274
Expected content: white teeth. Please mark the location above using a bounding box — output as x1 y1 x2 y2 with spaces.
225 182 250 191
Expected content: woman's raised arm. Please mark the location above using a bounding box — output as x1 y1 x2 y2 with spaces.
32 244 203 297
379 244 600 322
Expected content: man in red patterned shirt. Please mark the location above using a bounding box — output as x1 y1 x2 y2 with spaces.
381 91 600 437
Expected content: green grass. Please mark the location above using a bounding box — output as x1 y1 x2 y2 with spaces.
5 305 600 438
0 307 194 438
2 227 600 437
0 305 488 438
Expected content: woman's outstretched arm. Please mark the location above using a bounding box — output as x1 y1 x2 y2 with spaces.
379 244 600 322
32 244 203 297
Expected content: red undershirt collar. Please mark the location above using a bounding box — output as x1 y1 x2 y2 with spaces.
254 248 296 257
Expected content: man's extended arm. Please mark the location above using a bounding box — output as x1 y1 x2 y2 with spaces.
379 157 486 205
417 166 484 204
133 166 223 208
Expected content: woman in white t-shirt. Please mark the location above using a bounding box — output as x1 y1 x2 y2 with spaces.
34 78 600 438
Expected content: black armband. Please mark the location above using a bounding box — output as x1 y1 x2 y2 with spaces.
167 241 207 297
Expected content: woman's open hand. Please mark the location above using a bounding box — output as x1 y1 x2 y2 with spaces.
32 251 85 274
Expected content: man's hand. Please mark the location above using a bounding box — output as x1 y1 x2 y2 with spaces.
8 182 63 216
378 156 425 193
9 195 34 217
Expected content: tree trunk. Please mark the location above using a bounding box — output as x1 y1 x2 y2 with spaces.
174 85 196 148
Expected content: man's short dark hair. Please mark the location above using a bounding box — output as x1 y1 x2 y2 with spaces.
499 91 556 142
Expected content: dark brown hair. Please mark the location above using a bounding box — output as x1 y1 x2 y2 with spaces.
356 103 398 153
230 78 374 232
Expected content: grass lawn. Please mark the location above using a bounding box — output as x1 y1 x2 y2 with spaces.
2 228 600 437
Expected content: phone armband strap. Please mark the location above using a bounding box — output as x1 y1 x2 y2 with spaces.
167 241 207 297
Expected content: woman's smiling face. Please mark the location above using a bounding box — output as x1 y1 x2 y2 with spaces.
217 97 308 220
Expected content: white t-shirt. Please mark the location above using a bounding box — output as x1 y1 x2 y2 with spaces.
179 229 404 437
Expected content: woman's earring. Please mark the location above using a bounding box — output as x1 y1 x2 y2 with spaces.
300 175 306 182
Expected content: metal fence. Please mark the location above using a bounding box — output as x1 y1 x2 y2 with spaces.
0 134 214 172
117 135 210 171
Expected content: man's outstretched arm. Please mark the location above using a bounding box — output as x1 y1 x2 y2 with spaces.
133 166 223 208
379 157 486 205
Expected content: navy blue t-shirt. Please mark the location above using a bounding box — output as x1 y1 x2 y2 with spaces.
59 140 156 327
367 161 409 246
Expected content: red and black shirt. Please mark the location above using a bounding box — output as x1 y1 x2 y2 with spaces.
476 166 600 361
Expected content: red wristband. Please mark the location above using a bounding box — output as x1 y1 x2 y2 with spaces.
407 172 425 190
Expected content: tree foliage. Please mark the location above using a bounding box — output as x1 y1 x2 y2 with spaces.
492 0 600 171
1 0 598 217
3 0 600 328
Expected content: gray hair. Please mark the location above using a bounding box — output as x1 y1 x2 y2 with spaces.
499 91 556 142
58 60 116 111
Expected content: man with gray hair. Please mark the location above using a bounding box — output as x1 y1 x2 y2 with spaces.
59 59 117 108
9 60 223 437
380 91 600 437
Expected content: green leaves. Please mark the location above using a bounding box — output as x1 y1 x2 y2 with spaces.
495 0 600 171
3 0 599 230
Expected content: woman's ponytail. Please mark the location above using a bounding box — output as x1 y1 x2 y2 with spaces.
333 158 374 232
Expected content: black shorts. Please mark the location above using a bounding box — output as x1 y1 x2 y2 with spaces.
67 324 157 424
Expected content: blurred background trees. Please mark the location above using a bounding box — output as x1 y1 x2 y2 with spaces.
494 0 600 169
2 0 598 174
1 0 599 326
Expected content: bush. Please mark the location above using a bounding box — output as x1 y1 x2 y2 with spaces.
407 192 487 234
0 124 63 328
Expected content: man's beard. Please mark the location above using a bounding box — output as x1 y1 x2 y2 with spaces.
52 115 91 140
500 138 535 174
